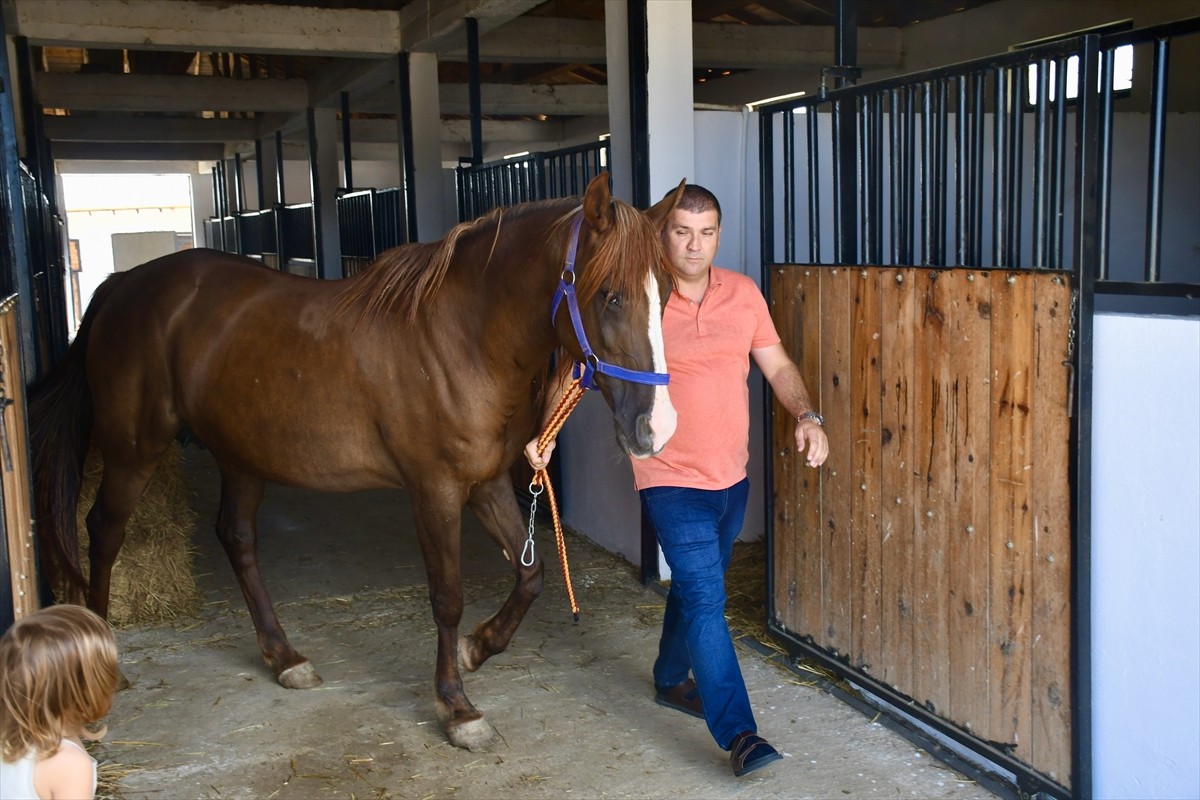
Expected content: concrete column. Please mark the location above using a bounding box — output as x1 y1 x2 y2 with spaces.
407 52 446 241
645 1 695 201
604 0 633 203
561 0 697 574
307 106 342 278
192 168 214 248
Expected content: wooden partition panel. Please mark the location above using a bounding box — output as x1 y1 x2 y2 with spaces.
2 295 38 622
769 266 1074 788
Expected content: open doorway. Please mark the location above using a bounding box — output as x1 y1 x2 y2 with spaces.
59 173 195 335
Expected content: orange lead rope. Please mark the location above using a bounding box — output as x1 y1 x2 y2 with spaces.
523 375 586 621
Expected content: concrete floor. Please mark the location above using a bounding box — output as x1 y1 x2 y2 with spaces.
94 445 1001 799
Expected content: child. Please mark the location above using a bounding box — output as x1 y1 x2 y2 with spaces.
1 604 120 800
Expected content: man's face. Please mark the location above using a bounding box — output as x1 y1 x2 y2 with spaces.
662 207 721 281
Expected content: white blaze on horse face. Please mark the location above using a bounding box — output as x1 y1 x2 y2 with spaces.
643 271 677 451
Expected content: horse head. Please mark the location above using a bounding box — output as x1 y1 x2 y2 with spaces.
552 173 684 458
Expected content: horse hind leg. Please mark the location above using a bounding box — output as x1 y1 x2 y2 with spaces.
458 472 545 674
215 467 320 689
410 487 497 752
84 450 172 621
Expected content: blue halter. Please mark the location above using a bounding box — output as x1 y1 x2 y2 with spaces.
550 213 670 391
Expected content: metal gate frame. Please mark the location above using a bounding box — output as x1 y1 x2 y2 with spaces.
758 16 1198 797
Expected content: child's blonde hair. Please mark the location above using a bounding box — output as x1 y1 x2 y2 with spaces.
0 604 119 761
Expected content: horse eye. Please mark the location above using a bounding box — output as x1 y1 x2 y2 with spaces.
603 290 621 307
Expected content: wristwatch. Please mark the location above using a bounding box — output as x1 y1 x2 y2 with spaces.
797 410 824 427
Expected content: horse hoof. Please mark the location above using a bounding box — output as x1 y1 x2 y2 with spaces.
458 635 482 673
278 661 322 689
446 716 498 752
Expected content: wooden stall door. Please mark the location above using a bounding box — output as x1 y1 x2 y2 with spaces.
2 295 38 623
769 266 1073 790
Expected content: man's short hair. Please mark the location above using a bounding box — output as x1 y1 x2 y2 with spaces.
665 184 722 226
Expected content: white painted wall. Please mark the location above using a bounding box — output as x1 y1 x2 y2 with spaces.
111 231 176 271
1091 313 1200 800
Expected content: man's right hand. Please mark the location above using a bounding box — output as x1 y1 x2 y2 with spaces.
524 438 557 471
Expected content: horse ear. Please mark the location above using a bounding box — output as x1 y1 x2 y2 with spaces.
645 178 686 233
582 172 615 234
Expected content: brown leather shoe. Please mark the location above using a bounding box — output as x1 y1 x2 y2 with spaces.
729 731 782 777
654 677 704 719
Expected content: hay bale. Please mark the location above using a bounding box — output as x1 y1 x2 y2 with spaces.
73 442 202 626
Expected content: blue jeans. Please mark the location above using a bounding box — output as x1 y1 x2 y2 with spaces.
640 478 754 750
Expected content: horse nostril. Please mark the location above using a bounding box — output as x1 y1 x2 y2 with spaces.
636 413 655 452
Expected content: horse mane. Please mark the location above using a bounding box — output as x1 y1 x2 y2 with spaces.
335 195 675 326
334 213 480 325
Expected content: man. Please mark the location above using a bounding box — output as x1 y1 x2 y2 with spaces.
527 184 828 777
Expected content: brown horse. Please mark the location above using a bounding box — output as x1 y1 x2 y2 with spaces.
29 174 683 751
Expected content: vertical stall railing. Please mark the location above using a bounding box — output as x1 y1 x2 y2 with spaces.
455 140 610 221
337 189 376 278
277 202 315 277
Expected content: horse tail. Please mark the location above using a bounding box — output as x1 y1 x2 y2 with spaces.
27 273 124 603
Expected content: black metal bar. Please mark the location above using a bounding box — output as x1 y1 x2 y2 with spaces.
1007 67 1024 268
807 107 820 263
834 98 858 264
955 77 967 266
758 37 1089 115
933 79 947 266
1070 33 1101 800
971 74 985 265
992 66 1008 267
254 138 266 209
921 81 934 265
903 85 916 264
274 129 286 203
628 0 650 210
341 91 354 191
305 107 328 278
760 110 775 265
782 108 795 263
1096 48 1115 280
1144 36 1169 282
397 53 417 241
467 18 483 165
0 20 40 382
889 88 901 264
869 93 884 264
1051 56 1068 268
233 152 245 215
858 96 869 262
834 0 857 88
1032 58 1049 266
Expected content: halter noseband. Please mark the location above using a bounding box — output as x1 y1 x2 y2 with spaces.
550 212 670 391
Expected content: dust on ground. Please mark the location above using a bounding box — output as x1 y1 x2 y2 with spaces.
92 447 997 800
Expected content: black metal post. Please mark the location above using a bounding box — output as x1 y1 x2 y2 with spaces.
467 18 483 165
274 129 286 203
255 138 266 209
397 53 417 242
627 0 650 211
233 152 245 214
341 91 354 191
1070 35 1100 800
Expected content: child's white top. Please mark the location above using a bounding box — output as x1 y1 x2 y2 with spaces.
0 739 96 800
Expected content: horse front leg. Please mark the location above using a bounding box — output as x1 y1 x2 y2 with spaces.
216 467 320 689
459 471 545 673
411 488 497 752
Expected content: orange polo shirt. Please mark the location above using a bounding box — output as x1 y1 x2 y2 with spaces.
630 266 781 491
